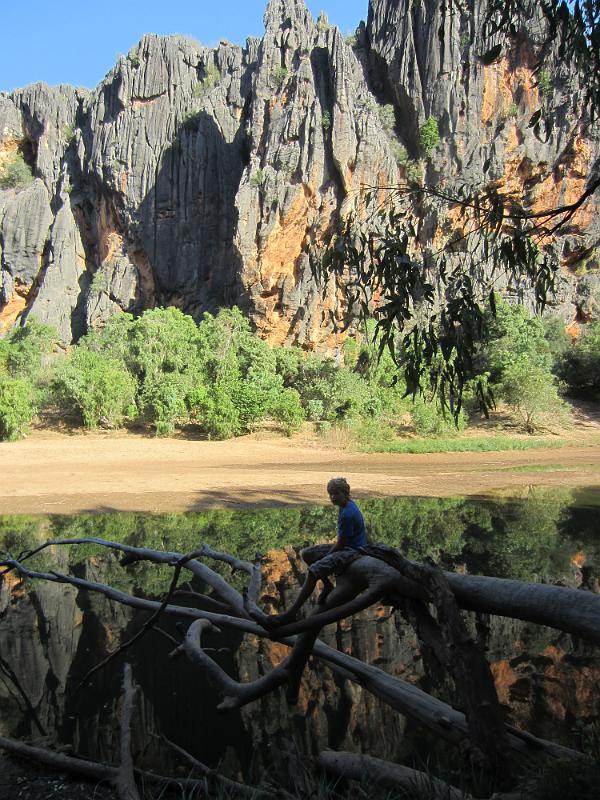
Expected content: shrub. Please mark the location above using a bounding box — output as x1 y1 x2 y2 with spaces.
271 388 304 435
4 319 58 380
194 64 220 98
378 104 396 135
273 66 288 89
79 313 136 367
419 116 440 158
500 363 570 433
53 350 137 429
0 375 36 440
181 111 202 131
139 372 188 436
321 110 331 131
196 384 241 440
411 395 466 435
130 307 202 382
274 346 305 385
556 320 600 397
250 168 266 188
0 152 33 190
479 297 553 379
62 124 76 145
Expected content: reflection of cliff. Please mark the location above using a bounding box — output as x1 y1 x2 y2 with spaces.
2 539 598 779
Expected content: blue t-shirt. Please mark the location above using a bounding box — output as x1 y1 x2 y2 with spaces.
337 500 367 549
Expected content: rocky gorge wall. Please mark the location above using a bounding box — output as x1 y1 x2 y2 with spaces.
0 0 598 345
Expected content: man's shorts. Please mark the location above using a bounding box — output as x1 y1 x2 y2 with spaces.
305 543 363 580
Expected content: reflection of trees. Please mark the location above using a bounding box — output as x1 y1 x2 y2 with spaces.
3 532 600 798
1 489 594 593
460 490 574 581
2 490 600 796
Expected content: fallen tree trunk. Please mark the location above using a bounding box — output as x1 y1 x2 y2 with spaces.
317 751 532 800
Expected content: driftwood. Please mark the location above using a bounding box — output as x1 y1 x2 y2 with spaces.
1 536 597 799
317 752 531 800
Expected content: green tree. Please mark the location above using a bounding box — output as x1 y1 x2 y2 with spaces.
556 320 600 398
479 298 553 380
3 318 58 380
0 375 36 440
419 116 440 157
138 372 188 436
79 313 136 367
52 349 137 429
499 362 569 432
271 387 304 435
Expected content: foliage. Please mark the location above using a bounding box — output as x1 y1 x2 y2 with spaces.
537 68 552 100
478 297 553 379
52 349 137 429
499 362 569 433
378 104 396 135
321 110 331 131
80 313 136 367
194 64 220 98
250 168 266 188
0 375 36 440
501 101 518 120
556 320 600 398
0 152 33 190
62 124 76 145
273 66 288 89
411 394 467 436
419 116 440 158
2 318 58 381
138 371 189 436
271 387 304 435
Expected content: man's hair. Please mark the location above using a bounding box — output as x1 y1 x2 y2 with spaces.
327 477 350 497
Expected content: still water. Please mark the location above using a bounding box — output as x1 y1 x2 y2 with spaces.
0 487 599 780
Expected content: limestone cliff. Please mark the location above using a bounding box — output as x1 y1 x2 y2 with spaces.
0 0 598 344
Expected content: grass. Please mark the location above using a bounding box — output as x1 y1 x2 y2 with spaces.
492 462 600 473
358 435 566 454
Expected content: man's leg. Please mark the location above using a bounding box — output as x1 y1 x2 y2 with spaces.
266 570 318 626
301 544 334 605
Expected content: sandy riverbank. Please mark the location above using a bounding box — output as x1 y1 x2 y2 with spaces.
1 428 600 514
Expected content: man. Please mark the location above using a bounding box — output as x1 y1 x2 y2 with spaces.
267 477 367 627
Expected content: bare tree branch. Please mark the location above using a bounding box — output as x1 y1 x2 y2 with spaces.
184 619 290 710
117 664 141 800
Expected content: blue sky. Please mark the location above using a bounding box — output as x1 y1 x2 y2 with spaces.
0 0 369 93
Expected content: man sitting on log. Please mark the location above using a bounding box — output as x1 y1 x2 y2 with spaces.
267 477 367 627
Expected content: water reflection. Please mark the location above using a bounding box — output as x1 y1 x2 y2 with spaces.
0 487 599 778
